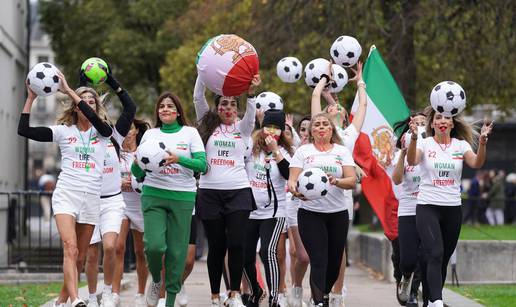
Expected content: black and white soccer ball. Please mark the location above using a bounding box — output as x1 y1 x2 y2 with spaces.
429 81 466 117
255 92 284 111
276 57 303 83
130 174 144 194
304 58 331 88
330 36 362 67
329 64 349 93
136 140 168 173
26 62 60 97
297 168 330 200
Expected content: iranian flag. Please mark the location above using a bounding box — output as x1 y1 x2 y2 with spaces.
350 46 410 241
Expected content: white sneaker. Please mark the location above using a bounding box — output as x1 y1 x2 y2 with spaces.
211 297 222 306
177 285 188 306
288 287 304 307
100 292 115 307
134 293 146 307
112 293 120 307
278 292 288 307
226 293 245 307
429 300 444 307
146 280 163 307
328 292 344 307
156 298 166 307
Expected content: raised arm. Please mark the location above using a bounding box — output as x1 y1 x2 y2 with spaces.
349 62 367 132
193 76 210 122
406 119 422 166
392 150 406 185
311 75 330 117
105 72 136 137
58 71 113 137
237 74 261 137
17 84 53 142
464 120 493 169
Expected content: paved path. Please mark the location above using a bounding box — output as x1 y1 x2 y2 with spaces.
42 261 483 306
118 261 403 307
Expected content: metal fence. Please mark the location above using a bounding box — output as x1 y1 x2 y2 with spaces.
0 191 63 272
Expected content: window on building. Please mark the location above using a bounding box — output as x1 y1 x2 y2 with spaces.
37 55 49 63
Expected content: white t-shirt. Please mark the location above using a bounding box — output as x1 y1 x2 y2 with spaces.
397 156 422 216
336 124 360 219
290 143 355 213
245 147 292 219
101 130 124 196
50 124 109 195
199 122 254 190
416 137 472 206
140 126 205 192
120 150 140 205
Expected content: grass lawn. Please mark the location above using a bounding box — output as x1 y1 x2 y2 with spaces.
0 282 86 306
448 284 516 307
355 224 516 240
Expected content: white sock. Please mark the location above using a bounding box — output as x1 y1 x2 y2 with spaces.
103 284 112 294
89 293 97 303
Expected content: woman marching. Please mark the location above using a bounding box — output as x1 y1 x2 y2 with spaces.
111 119 151 306
131 92 206 307
406 107 493 307
243 110 294 306
285 116 311 307
83 71 137 307
391 112 427 307
193 74 260 306
308 61 367 307
18 72 113 307
288 111 357 306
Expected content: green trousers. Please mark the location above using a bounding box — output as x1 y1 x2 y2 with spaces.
141 195 194 306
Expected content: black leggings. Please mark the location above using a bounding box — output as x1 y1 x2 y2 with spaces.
298 209 349 304
399 215 427 295
243 217 286 304
416 205 462 302
202 210 250 294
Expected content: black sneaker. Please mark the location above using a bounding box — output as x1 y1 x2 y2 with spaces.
406 291 418 307
241 293 250 305
245 288 264 307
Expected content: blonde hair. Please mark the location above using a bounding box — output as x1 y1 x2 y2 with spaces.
308 113 343 145
425 106 478 147
57 87 110 126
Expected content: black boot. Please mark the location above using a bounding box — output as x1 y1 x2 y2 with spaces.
245 288 264 307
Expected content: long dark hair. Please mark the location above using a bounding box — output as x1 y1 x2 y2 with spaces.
154 91 190 128
198 95 239 145
393 112 426 149
251 129 294 158
134 118 151 146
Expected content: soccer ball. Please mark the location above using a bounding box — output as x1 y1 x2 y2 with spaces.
296 168 330 200
26 62 60 97
136 140 168 173
429 81 466 117
330 36 362 67
255 92 284 111
329 64 348 93
304 58 331 88
81 57 109 85
130 175 144 194
276 57 303 83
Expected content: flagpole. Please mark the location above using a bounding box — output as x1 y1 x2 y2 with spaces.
368 45 376 58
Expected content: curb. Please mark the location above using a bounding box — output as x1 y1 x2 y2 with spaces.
443 287 485 307
40 274 134 307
